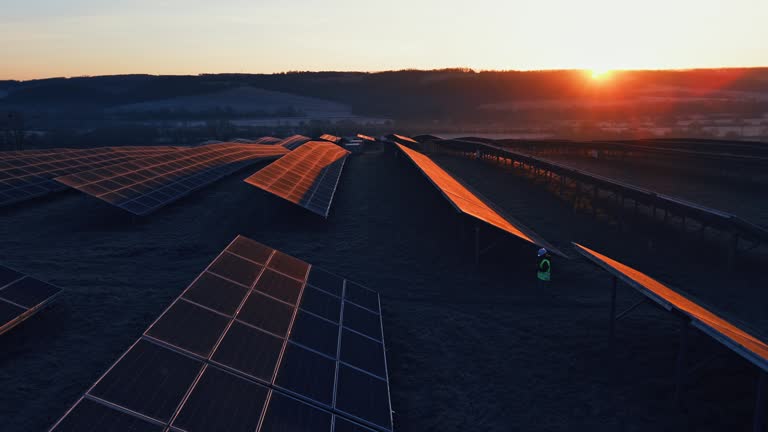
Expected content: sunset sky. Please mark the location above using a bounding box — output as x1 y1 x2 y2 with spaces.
2 0 767 80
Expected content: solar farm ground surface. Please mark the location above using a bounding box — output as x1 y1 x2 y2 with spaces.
1 145 766 431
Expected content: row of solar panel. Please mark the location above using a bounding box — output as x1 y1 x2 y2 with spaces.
51 236 392 431
57 144 288 215
0 135 323 215
0 147 179 207
394 142 567 258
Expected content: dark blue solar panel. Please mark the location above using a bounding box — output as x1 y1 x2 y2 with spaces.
50 398 165 432
342 302 382 342
299 156 348 218
334 416 378 432
212 321 283 382
89 339 203 423
307 267 344 297
236 291 294 337
335 365 392 431
300 286 342 323
0 268 62 336
260 391 333 432
145 300 229 357
289 310 340 357
182 272 248 316
344 281 380 313
253 269 303 305
0 299 26 331
0 265 24 287
275 342 336 406
0 277 60 309
340 329 387 378
50 237 391 431
172 366 269 432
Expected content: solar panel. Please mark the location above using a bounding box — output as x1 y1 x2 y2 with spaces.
50 235 393 432
0 264 62 335
573 242 768 372
396 143 566 257
392 134 418 144
244 141 351 218
279 135 312 150
0 146 177 207
357 134 376 142
55 143 288 215
319 134 342 144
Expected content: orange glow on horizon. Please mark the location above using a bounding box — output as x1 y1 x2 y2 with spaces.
589 68 613 80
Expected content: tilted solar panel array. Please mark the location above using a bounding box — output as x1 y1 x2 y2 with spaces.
50 235 392 432
0 264 62 335
573 243 768 371
357 134 376 142
56 143 288 215
396 143 566 257
0 146 177 207
319 134 342 144
392 134 418 144
244 141 350 218
280 134 312 150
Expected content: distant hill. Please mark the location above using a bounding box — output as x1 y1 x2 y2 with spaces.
1 69 767 139
108 86 352 118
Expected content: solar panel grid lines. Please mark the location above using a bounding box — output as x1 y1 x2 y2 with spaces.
56 144 288 215
51 235 391 431
319 134 343 144
0 146 180 207
572 242 768 372
0 265 63 335
244 141 351 218
279 135 312 150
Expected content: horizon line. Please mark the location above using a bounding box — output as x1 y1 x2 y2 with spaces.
4 65 768 82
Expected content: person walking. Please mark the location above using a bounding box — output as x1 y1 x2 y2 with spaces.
537 248 551 288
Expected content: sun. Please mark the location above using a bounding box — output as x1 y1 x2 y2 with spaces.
590 68 612 80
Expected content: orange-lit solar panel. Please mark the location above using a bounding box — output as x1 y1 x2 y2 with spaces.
56 143 287 215
0 146 177 207
573 243 768 371
397 144 567 255
357 134 376 142
244 141 350 217
319 134 342 144
393 134 418 144
278 135 311 150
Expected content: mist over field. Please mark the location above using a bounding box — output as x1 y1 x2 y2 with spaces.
2 68 768 149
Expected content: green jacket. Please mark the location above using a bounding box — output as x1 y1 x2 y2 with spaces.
537 257 551 281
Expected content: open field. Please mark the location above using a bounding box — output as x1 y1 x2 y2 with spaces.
0 143 765 431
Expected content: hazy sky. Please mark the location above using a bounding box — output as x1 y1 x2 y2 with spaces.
2 0 767 80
